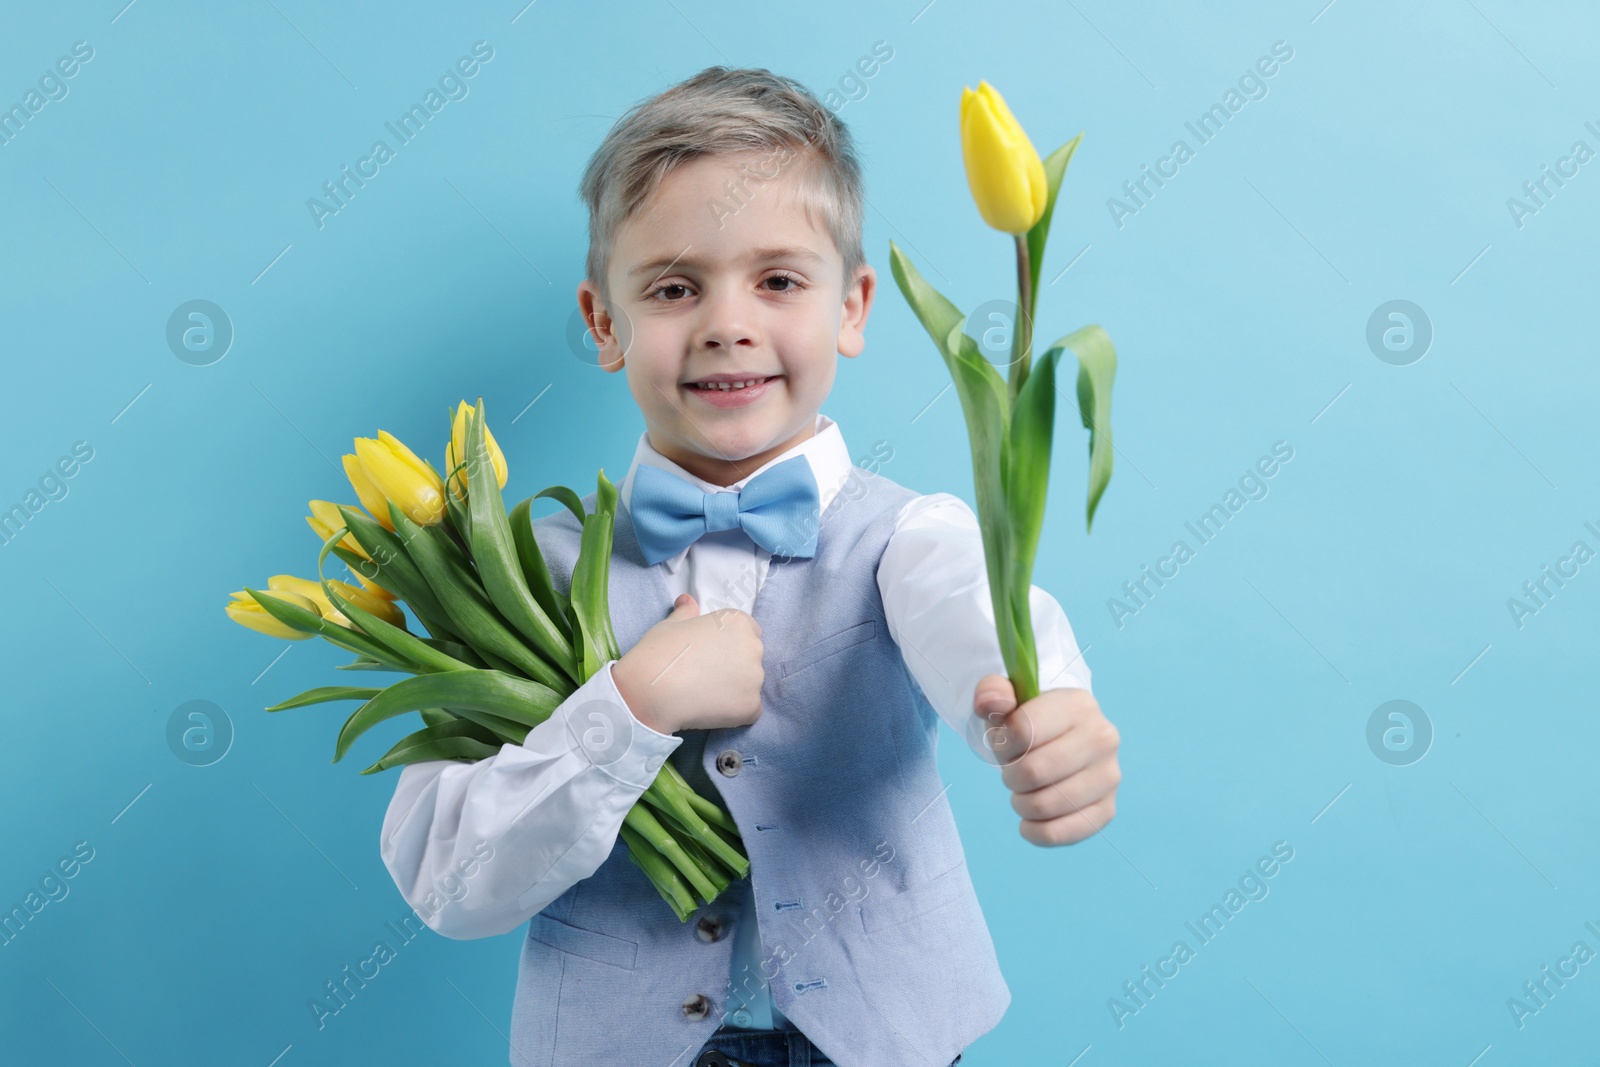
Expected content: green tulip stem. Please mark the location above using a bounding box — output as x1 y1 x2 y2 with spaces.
1010 233 1035 405
639 778 749 877
620 822 696 922
623 804 718 903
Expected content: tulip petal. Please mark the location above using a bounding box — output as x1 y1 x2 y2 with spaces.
343 454 393 529
377 430 443 487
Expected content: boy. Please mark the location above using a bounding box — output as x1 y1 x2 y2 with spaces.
380 66 1120 1067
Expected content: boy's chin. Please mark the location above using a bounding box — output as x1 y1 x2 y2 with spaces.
669 414 811 463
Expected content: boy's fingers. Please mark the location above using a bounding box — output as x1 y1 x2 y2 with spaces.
669 593 699 617
972 673 1016 717
968 674 1033 766
1020 792 1117 847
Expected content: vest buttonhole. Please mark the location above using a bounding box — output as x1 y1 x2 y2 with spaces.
794 978 828 993
774 899 801 911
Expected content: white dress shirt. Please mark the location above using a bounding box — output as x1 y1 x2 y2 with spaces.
378 412 1092 1030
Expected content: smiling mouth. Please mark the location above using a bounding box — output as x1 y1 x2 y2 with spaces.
686 376 781 392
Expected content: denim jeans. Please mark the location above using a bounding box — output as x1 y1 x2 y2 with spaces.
690 1026 963 1067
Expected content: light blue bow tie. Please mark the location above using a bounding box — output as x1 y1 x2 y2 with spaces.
629 454 821 566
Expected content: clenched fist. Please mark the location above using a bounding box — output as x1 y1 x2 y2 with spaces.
612 593 764 735
972 675 1121 847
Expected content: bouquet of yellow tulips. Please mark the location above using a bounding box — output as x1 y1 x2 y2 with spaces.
890 80 1117 706
226 399 749 921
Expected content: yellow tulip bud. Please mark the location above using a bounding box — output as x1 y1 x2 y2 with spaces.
960 80 1048 234
342 454 394 530
446 400 509 501
268 574 347 627
307 500 370 560
267 574 407 632
354 432 446 526
226 588 319 640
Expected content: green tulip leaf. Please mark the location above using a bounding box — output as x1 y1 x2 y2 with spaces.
387 506 570 692
333 668 562 763
536 485 587 527
336 656 398 672
419 637 488 668
335 505 456 637
442 704 532 746
889 240 1025 682
358 718 504 774
945 323 1022 683
1045 323 1117 532
265 686 383 712
1025 134 1083 305
570 470 622 682
999 344 1064 703
463 399 580 685
887 240 966 368
510 496 571 637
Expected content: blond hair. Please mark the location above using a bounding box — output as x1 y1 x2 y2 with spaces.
578 66 866 306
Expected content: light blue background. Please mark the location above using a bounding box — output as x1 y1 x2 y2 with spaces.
3 0 1597 1063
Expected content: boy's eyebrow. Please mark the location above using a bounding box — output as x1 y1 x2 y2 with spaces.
627 245 826 279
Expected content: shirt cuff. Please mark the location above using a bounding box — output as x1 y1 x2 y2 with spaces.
537 660 682 790
1031 585 1094 696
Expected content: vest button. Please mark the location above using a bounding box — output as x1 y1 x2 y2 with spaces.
695 915 725 942
681 993 712 1020
716 750 743 777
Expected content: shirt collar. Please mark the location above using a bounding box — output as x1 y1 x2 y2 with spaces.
618 412 851 572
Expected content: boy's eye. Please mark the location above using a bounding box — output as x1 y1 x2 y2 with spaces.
763 271 804 293
646 272 806 302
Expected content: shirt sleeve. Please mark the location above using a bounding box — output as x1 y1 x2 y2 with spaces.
876 492 1094 741
378 658 683 940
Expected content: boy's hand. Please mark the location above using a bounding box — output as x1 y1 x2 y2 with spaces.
971 674 1120 847
612 594 764 735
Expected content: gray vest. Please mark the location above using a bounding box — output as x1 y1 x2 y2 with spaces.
509 467 1008 1067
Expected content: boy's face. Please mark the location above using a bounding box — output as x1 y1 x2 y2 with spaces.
577 150 875 488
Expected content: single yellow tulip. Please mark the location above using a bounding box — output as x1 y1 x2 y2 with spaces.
354 432 446 526
960 80 1048 234
226 588 319 640
307 500 370 559
445 399 509 501
267 575 406 631
342 454 393 530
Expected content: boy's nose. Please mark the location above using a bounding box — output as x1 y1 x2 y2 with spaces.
694 293 759 350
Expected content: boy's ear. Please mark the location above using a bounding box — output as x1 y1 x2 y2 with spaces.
836 264 876 359
576 280 627 373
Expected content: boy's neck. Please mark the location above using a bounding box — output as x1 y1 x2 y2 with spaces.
649 420 818 488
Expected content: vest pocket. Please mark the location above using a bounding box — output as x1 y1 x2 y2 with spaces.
779 619 877 680
860 860 971 937
528 911 639 970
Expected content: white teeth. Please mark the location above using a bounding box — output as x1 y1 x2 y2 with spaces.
694 377 771 391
